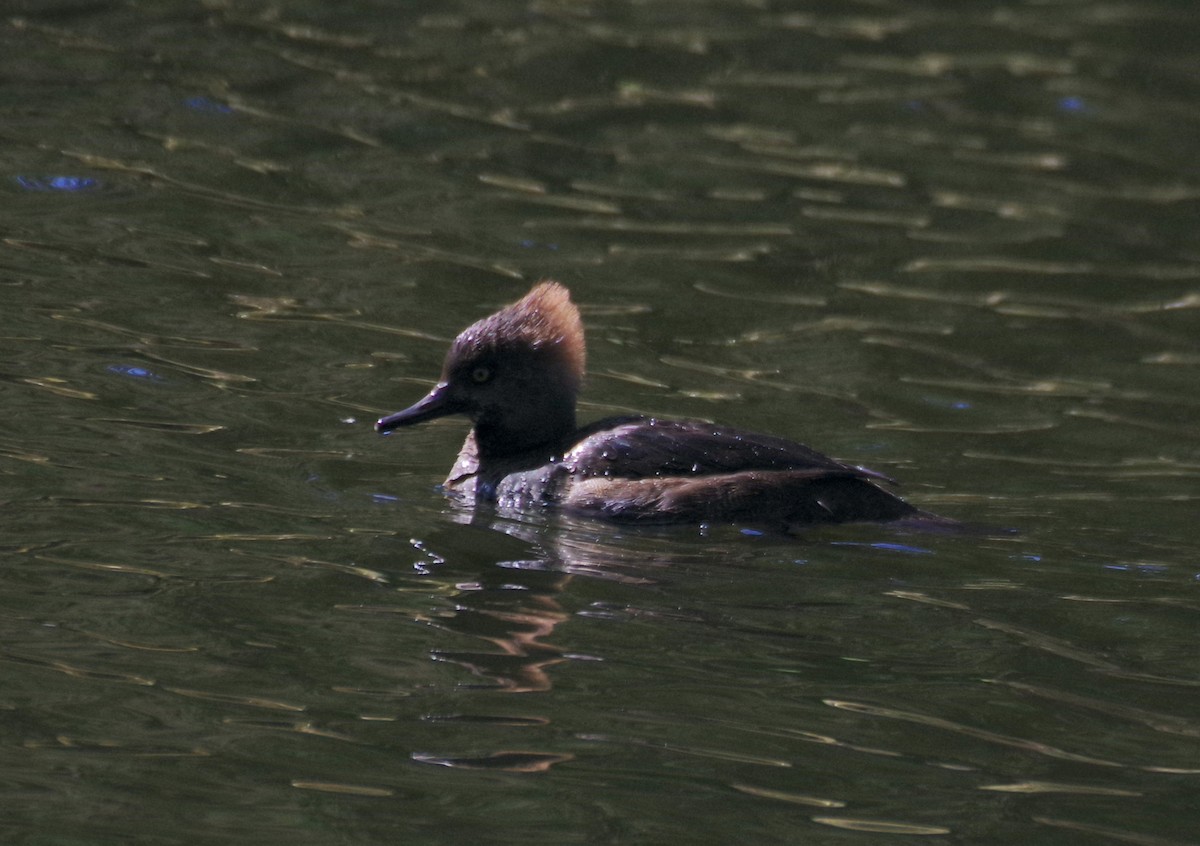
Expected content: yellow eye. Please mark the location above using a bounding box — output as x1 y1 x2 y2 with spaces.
470 365 492 384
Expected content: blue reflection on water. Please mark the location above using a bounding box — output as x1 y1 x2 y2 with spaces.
1058 96 1088 113
184 96 234 114
923 395 972 410
831 541 934 555
15 176 99 192
107 364 163 381
1104 563 1169 575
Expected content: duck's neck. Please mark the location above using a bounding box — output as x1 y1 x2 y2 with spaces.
473 405 577 461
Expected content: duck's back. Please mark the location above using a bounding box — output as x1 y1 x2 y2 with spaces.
531 417 922 525
564 417 872 478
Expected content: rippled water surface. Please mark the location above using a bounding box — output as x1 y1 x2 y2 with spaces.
3 2 1199 843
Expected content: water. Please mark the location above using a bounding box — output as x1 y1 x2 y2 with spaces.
3 1 1199 843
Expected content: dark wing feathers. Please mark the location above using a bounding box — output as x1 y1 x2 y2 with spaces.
564 417 882 481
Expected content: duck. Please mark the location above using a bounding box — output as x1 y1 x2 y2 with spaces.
376 281 947 528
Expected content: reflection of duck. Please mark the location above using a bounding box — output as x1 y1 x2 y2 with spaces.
377 282 950 529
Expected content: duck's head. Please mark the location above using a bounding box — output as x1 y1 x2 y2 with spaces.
375 281 586 458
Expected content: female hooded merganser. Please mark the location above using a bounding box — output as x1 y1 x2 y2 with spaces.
376 282 942 527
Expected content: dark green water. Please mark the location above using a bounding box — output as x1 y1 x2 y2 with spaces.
3 2 1198 844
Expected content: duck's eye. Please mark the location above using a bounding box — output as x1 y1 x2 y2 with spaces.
470 365 493 384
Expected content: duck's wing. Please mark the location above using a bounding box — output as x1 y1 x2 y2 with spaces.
562 468 920 524
564 417 892 483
